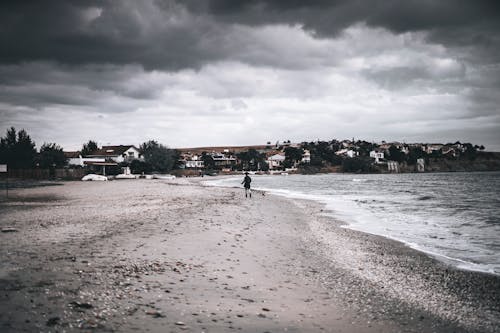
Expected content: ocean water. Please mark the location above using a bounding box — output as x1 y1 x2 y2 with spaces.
205 172 500 275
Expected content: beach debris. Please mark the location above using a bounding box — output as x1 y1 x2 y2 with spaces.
175 321 186 326
241 298 255 303
1 227 18 233
146 309 165 318
69 301 93 310
262 307 270 312
77 319 100 329
46 316 60 326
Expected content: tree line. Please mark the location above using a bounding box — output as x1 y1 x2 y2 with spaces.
0 127 66 169
0 126 487 174
0 127 178 173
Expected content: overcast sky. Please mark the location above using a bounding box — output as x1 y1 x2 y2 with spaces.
1 0 499 151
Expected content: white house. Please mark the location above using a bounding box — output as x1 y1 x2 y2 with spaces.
370 150 385 164
336 149 357 158
184 155 204 168
88 145 143 163
267 153 286 170
301 150 311 164
64 151 106 167
211 153 236 168
64 151 82 166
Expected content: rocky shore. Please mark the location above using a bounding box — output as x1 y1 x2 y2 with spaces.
0 179 499 332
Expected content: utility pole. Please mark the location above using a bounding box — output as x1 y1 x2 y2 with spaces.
0 164 7 199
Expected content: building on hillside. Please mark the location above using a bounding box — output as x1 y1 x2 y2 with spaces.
441 146 457 157
301 150 311 164
335 149 357 158
369 150 385 164
267 153 286 170
425 144 443 154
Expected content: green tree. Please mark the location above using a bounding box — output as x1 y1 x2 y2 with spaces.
388 145 406 163
462 143 477 161
81 140 99 156
311 141 342 166
139 140 176 172
408 147 426 165
201 152 215 170
0 127 37 168
237 149 266 171
129 159 152 174
342 157 373 173
284 147 304 168
38 143 67 168
356 140 377 157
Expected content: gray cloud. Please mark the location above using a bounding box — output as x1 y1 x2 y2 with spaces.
1 0 499 70
0 0 499 151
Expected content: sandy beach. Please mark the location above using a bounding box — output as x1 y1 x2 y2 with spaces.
0 179 499 333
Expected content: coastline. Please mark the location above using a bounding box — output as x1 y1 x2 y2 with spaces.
292 197 500 332
0 179 498 332
205 172 500 277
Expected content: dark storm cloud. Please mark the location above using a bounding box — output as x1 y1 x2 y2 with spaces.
198 0 500 50
1 0 499 70
0 0 222 70
0 63 163 108
1 0 499 151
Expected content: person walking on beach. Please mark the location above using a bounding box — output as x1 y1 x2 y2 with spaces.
242 172 252 198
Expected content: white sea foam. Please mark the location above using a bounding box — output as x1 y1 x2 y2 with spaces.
204 172 500 275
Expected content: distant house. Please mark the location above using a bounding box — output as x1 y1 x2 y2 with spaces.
185 159 204 168
64 151 83 166
64 151 105 167
267 153 286 170
88 145 143 163
335 149 357 158
442 146 457 157
180 154 204 169
301 150 311 164
211 153 236 169
425 144 443 154
370 150 385 164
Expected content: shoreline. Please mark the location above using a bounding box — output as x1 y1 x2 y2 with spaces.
0 179 499 332
203 173 500 277
295 196 500 328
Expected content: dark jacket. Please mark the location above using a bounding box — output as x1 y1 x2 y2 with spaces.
242 175 251 188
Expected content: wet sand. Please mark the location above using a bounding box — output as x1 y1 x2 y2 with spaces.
0 179 499 332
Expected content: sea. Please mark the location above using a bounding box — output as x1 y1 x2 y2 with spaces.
205 171 500 276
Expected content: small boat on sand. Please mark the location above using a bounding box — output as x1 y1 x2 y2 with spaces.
152 174 176 180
